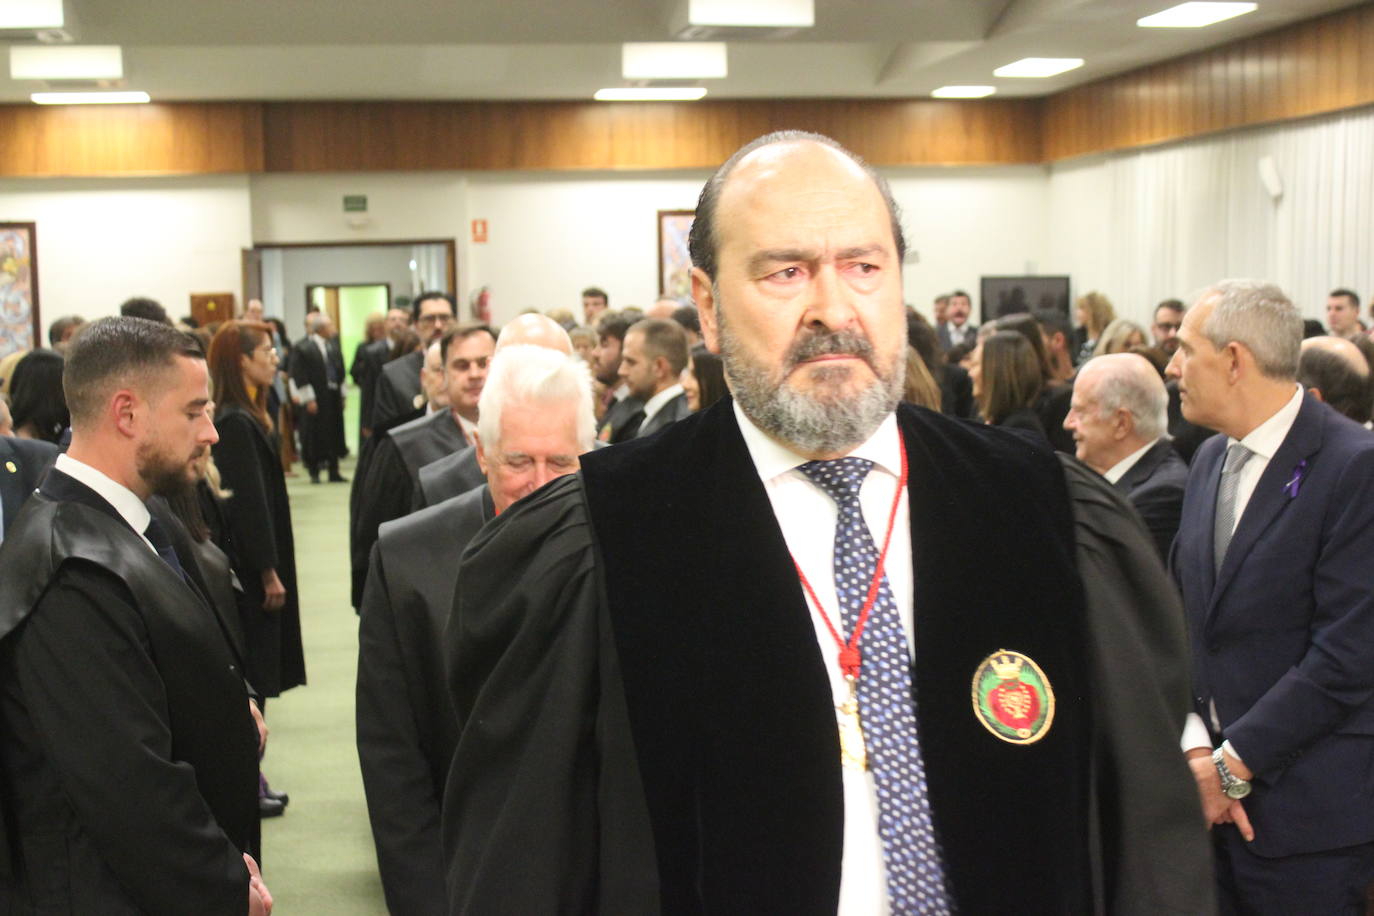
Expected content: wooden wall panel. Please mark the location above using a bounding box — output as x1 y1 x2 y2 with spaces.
1044 2 1374 161
0 103 263 177
261 98 1043 172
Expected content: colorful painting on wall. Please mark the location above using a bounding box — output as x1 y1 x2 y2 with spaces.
657 210 695 303
0 223 39 359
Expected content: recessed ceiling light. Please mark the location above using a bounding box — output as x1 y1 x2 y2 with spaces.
1137 2 1257 28
931 85 997 99
0 0 63 29
686 0 813 28
993 58 1085 78
31 90 151 105
594 87 708 101
623 43 728 80
11 46 123 81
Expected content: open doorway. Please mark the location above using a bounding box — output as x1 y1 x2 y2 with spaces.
307 283 390 454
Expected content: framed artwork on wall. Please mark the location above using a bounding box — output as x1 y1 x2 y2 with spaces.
0 222 39 359
657 209 695 303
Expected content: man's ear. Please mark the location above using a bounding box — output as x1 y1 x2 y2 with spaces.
474 432 489 477
111 389 139 438
693 268 721 355
1307 385 1326 404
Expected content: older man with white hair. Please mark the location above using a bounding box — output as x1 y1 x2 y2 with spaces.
1064 352 1188 559
356 344 594 916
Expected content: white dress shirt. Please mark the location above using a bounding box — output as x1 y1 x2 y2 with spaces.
456 413 478 446
640 383 684 428
1180 384 1304 757
735 401 911 916
54 452 157 555
1102 439 1157 485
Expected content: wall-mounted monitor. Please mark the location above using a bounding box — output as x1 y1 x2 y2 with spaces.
980 276 1071 324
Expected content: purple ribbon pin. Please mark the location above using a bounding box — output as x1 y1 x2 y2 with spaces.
1284 459 1307 498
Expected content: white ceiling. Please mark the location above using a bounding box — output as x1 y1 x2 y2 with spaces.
0 0 1357 103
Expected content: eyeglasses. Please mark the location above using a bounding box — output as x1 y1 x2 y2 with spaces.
418 313 455 325
1154 322 1181 333
256 346 278 358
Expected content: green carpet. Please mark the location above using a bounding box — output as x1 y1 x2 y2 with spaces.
259 455 388 914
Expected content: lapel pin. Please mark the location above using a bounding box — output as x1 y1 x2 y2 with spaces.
1283 459 1307 499
4 461 15 473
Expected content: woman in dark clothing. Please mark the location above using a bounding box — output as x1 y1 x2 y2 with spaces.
906 309 975 418
970 330 1050 446
207 321 306 814
8 350 68 443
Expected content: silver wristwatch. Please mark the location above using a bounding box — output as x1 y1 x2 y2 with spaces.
1213 746 1251 799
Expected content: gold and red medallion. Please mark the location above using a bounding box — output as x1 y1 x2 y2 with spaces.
971 649 1055 745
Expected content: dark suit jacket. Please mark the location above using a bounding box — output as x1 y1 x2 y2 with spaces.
1114 437 1188 560
290 335 347 463
635 391 691 439
937 321 977 351
597 392 645 444
358 485 494 916
0 436 58 537
373 350 424 431
414 446 485 511
936 363 975 419
0 470 257 913
1171 393 1374 858
351 338 391 434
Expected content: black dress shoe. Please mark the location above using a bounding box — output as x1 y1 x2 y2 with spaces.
328 474 348 483
259 796 286 818
263 786 289 806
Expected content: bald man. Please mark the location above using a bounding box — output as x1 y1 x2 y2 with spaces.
1065 353 1188 559
412 315 573 510
1298 335 1373 426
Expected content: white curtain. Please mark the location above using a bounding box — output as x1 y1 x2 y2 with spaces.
410 243 448 296
1048 105 1374 323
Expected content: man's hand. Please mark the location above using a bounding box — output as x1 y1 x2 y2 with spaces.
261 570 286 612
306 401 318 415
249 699 268 754
245 854 273 916
1186 748 1255 841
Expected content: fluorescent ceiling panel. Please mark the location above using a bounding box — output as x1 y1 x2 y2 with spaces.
931 85 996 98
623 42 727 80
10 45 123 80
0 0 63 29
1137 2 1257 28
993 57 1084 78
31 90 150 104
594 87 708 101
687 0 813 28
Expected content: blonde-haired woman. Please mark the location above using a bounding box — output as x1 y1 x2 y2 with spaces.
1074 291 1117 363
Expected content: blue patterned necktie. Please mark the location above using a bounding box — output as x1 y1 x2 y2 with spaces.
798 457 952 914
143 515 189 585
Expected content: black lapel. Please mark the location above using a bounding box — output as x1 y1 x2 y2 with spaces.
0 438 25 531
1116 439 1170 494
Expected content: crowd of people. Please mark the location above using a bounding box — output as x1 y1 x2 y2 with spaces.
0 128 1372 914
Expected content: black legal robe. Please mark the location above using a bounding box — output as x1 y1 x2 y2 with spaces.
0 472 258 914
443 400 1211 914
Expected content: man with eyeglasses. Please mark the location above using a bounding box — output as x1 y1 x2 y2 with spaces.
372 292 457 430
1153 299 1186 356
352 323 495 610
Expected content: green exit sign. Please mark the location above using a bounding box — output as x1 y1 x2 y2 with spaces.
343 195 368 213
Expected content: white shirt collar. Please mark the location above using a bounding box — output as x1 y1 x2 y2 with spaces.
1102 439 1158 485
1229 384 1304 460
612 382 631 402
54 452 153 545
641 383 685 424
733 400 902 484
455 413 478 443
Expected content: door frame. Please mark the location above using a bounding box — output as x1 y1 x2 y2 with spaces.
241 237 458 313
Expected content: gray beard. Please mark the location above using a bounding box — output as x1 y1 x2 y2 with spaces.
717 304 903 455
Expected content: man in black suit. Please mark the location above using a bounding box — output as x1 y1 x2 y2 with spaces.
373 292 456 430
291 311 348 483
442 131 1209 914
935 289 976 351
1169 280 1374 913
0 434 58 539
591 311 644 443
1064 352 1188 559
0 317 270 914
352 324 494 608
614 317 691 442
357 344 595 915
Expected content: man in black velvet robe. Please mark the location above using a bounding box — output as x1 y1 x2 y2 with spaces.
443 132 1211 914
0 317 270 914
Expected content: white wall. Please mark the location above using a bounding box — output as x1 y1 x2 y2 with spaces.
259 244 443 333
0 175 252 327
